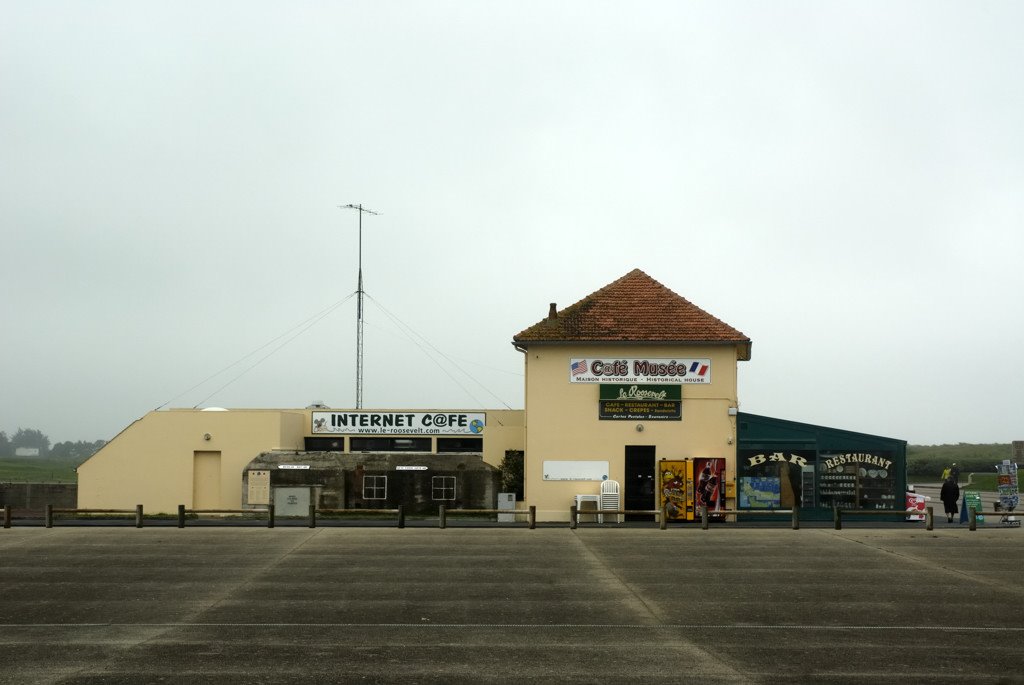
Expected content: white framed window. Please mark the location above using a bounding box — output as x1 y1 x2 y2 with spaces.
363 475 387 500
432 476 456 501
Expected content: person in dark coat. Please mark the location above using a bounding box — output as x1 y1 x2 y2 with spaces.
940 476 960 523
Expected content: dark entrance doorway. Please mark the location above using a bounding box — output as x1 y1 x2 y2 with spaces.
624 445 656 521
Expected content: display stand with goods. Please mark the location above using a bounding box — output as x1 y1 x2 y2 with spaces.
995 459 1019 527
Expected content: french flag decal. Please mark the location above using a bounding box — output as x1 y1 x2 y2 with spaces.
689 361 709 377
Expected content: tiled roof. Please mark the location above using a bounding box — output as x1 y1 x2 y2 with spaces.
512 269 751 359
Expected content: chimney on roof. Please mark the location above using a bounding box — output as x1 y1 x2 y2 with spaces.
548 303 557 319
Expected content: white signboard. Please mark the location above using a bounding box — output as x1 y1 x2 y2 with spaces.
543 460 610 481
278 464 311 470
396 465 428 471
312 411 485 435
569 358 711 384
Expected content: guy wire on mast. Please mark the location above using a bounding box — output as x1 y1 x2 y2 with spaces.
340 203 380 409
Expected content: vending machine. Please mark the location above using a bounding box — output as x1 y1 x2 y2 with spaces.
659 460 692 521
659 458 726 522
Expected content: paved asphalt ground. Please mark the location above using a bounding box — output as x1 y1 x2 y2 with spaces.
1 525 1022 684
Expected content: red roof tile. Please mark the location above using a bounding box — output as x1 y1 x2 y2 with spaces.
513 269 751 359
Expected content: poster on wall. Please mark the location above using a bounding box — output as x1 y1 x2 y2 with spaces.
740 477 781 508
570 358 711 384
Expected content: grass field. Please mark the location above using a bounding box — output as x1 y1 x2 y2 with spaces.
0 457 79 483
965 473 998 491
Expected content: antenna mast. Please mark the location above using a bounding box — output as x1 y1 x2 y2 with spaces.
340 203 379 409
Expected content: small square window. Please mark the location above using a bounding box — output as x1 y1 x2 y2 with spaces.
432 476 456 501
363 475 387 500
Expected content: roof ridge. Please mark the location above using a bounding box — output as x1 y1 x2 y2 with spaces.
512 270 751 359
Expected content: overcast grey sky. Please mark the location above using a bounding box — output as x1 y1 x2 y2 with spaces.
3 2 1022 446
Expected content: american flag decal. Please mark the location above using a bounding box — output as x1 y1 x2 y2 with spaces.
571 359 588 376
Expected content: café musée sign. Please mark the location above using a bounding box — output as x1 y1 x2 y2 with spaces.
570 358 711 384
598 384 682 421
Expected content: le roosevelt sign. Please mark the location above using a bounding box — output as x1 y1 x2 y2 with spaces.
598 384 682 421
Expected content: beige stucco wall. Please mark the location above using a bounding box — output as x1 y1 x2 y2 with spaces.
471 409 524 469
77 407 525 513
77 409 307 513
520 344 742 521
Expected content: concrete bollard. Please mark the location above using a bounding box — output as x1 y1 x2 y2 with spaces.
969 507 977 531
792 506 800 530
308 504 317 529
135 504 144 529
660 503 668 530
926 506 933 531
177 504 186 528
397 505 405 529
267 504 275 529
3 505 11 529
570 505 578 530
833 506 842 530
529 505 536 530
45 504 53 528
438 504 447 529
701 506 709 530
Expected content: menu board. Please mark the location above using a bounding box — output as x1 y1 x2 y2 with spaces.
598 400 681 420
963 491 985 523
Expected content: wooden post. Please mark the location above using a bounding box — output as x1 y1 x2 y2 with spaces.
969 507 977 531
308 504 317 529
792 506 800 530
701 506 709 530
833 506 842 530
135 504 144 528
660 503 668 530
177 504 185 528
45 504 53 528
267 504 275 529
3 505 10 529
570 504 578 530
926 506 933 531
397 504 405 529
528 505 536 530
439 504 447 529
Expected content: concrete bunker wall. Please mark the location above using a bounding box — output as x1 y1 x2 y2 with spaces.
243 451 501 515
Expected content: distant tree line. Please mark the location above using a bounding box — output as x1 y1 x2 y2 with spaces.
0 428 105 463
